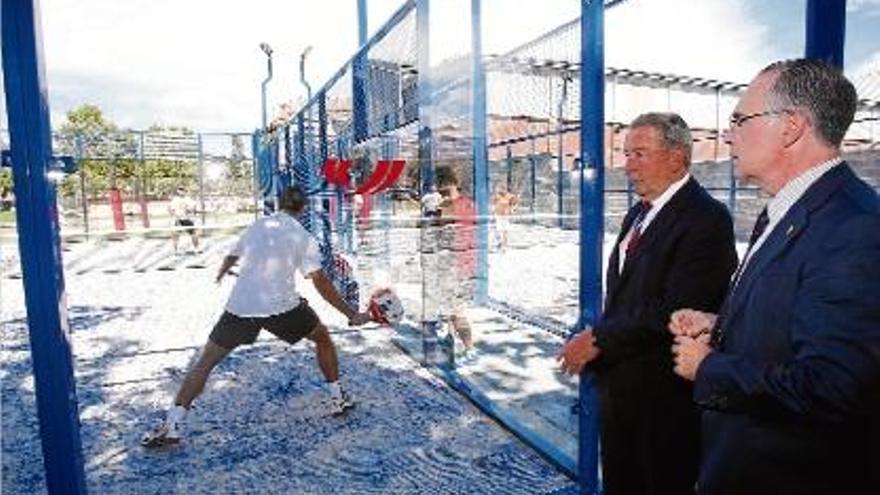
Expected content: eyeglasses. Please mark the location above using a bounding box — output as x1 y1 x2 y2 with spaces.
728 109 791 129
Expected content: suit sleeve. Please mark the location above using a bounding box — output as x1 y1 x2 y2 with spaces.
593 206 736 367
694 214 880 422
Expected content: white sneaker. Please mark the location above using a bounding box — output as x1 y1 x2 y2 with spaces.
140 420 181 448
327 391 356 417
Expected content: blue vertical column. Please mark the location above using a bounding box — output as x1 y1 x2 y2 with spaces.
578 0 604 493
381 137 395 269
805 0 846 68
505 145 513 191
352 56 368 144
338 137 353 253
358 0 368 46
530 139 537 222
318 92 330 208
416 0 433 193
281 126 292 190
1 1 88 493
317 93 335 256
471 0 489 305
295 113 313 231
557 77 569 228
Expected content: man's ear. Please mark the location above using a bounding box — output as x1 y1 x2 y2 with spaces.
781 110 808 148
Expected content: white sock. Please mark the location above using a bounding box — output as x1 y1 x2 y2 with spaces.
167 405 188 429
328 381 344 400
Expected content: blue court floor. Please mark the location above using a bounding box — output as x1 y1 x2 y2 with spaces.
0 238 577 494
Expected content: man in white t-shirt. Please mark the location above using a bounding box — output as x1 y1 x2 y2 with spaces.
169 186 201 254
142 186 371 448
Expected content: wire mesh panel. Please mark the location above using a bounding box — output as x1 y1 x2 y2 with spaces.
13 129 257 237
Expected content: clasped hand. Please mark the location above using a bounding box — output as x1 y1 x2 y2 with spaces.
668 309 715 381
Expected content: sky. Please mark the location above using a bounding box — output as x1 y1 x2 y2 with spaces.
1 0 878 134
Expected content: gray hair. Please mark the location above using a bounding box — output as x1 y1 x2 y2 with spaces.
629 112 693 164
760 58 857 147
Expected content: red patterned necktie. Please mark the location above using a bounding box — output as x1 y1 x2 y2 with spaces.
625 201 652 256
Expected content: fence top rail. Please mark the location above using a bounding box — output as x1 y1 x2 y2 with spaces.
284 0 417 130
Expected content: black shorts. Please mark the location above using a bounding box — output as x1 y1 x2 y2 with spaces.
208 300 320 350
175 218 196 234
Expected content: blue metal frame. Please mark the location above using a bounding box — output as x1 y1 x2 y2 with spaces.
352 54 368 143
529 142 537 220
471 0 489 305
295 113 314 231
578 0 604 493
297 0 416 117
805 0 846 68
557 78 569 228
358 0 368 46
416 0 433 193
1 1 88 492
505 145 514 190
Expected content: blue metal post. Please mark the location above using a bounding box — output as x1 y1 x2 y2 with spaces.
416 0 433 193
505 145 513 191
1 1 88 493
530 139 537 222
472 0 489 305
381 137 395 269
295 113 314 231
352 48 368 143
318 94 328 172
358 0 368 46
282 126 292 189
557 77 569 228
337 137 353 253
252 131 270 216
578 0 604 493
805 0 846 68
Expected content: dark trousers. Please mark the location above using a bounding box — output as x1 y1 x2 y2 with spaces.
598 376 699 495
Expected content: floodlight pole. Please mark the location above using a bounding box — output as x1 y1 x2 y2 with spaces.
299 45 314 104
260 42 274 129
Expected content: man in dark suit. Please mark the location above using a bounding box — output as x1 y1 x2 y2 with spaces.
670 59 880 495
559 112 737 495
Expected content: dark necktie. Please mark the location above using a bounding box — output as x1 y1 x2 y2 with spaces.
710 207 770 349
625 201 652 256
747 207 770 248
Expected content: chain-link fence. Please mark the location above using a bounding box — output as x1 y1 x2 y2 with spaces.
41 129 258 237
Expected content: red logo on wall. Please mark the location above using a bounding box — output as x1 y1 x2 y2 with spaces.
322 159 406 195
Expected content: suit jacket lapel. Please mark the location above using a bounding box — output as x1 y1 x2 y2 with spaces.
614 178 698 291
723 163 853 322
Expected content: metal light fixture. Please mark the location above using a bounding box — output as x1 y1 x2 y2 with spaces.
259 42 274 129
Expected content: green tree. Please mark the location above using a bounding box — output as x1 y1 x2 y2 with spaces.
55 104 139 199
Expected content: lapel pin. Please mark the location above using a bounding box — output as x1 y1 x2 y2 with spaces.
786 225 795 236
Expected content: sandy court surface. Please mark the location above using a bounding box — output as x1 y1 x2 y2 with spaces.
1 235 575 494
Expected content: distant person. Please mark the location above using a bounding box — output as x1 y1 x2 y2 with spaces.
0 187 13 211
432 167 477 360
169 186 200 254
491 185 518 250
669 59 880 495
420 184 443 221
558 112 737 495
142 186 371 448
